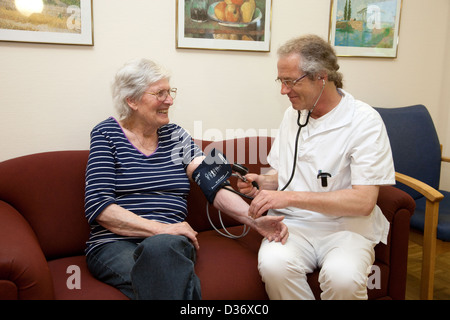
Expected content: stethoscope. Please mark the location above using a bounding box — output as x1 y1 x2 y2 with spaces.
280 77 326 191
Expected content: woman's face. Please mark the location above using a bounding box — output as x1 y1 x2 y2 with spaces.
130 78 174 129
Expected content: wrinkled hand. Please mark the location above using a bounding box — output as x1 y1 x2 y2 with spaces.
252 215 289 244
161 221 200 250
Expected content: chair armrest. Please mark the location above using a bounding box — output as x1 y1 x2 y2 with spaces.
440 145 450 163
394 172 443 300
0 201 54 299
395 172 444 202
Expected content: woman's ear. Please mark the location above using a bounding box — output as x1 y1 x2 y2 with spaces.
126 97 138 111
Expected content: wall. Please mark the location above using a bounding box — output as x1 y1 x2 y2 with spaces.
0 0 449 187
438 3 450 190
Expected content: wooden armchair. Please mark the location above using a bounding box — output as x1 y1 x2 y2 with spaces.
375 105 450 300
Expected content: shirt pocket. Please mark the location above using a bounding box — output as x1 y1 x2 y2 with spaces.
315 169 350 192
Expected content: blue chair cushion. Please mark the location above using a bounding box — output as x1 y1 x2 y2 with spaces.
410 190 450 241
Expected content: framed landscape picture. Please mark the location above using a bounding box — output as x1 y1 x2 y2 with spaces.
0 0 93 46
329 0 402 58
176 0 272 52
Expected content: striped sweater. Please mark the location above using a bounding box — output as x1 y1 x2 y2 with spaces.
84 117 203 255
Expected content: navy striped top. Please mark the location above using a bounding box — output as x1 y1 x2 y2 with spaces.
84 117 203 255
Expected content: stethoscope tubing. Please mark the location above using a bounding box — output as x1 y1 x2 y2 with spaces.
280 79 326 191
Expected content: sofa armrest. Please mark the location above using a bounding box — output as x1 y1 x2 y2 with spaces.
377 185 415 223
0 201 54 299
376 185 415 299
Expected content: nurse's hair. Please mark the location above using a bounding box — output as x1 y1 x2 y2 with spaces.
112 58 171 120
277 34 343 89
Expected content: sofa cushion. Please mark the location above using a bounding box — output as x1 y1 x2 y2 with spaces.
0 280 18 300
195 227 268 300
48 256 128 300
47 228 269 300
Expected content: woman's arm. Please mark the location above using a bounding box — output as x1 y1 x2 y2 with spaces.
187 157 288 244
96 204 200 249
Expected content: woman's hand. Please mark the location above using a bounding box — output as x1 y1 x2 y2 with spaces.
159 221 200 250
252 215 289 244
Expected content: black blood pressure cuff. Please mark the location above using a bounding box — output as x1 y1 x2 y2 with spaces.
193 148 232 204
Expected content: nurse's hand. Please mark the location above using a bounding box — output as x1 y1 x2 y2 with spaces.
249 190 292 219
237 173 260 198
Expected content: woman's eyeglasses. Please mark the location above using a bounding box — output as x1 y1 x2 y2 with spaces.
145 88 177 101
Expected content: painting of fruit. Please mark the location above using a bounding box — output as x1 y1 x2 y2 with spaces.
177 0 271 51
213 0 256 24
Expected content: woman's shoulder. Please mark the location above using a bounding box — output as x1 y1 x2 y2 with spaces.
158 123 190 138
92 117 121 133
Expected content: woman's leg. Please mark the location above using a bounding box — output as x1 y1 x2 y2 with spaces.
86 240 137 299
132 234 201 300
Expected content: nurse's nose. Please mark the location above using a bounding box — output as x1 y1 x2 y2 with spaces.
280 82 292 95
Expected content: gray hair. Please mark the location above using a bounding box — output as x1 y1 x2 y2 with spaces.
112 58 171 120
277 34 343 88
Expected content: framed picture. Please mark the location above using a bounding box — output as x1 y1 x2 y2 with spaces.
0 0 93 46
176 0 272 52
328 0 402 58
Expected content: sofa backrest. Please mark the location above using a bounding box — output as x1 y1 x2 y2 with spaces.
0 137 273 259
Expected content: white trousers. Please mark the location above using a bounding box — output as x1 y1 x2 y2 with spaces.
258 223 376 300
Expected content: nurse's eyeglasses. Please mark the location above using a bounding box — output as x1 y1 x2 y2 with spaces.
275 74 308 88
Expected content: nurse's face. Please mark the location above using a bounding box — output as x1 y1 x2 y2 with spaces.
277 54 318 112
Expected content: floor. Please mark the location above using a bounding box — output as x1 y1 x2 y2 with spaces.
405 240 450 300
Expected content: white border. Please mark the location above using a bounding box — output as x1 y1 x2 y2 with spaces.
0 0 93 46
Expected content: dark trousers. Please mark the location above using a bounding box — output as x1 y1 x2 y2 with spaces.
86 234 201 300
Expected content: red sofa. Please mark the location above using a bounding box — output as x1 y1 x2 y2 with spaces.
0 137 415 300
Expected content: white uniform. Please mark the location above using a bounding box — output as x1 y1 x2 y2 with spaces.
258 90 395 300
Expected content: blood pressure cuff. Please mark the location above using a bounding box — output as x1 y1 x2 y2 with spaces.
193 148 232 204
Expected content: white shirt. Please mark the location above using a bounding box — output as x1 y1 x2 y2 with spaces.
267 90 395 244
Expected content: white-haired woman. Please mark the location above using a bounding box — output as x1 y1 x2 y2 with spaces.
84 58 288 300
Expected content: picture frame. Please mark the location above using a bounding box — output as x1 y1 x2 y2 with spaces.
0 0 93 46
176 0 272 52
328 0 402 58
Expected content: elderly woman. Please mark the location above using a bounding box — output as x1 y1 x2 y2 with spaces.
84 58 288 300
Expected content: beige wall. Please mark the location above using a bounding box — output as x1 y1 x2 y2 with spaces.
1 0 449 188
